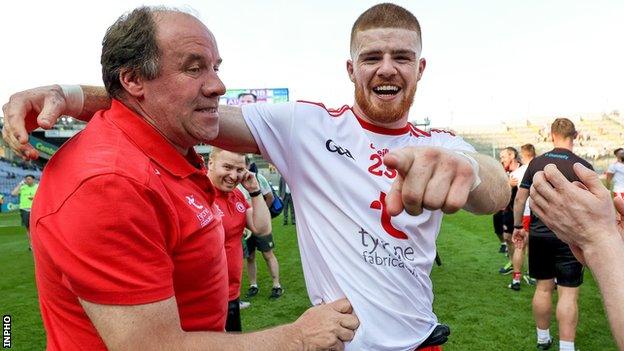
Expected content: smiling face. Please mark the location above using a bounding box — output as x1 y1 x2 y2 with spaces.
136 12 226 152
208 150 247 192
347 28 426 126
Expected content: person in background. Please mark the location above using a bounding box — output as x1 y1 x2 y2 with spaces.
606 147 624 199
279 176 295 225
513 118 591 351
11 174 38 250
207 148 271 331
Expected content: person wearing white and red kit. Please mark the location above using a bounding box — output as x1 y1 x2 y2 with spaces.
606 147 624 199
508 143 536 291
207 147 271 332
497 147 521 275
2 4 510 350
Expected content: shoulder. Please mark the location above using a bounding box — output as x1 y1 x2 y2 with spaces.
296 101 352 118
47 117 152 185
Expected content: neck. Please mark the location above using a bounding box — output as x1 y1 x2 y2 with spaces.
509 160 520 171
552 138 574 151
120 98 191 156
352 104 409 129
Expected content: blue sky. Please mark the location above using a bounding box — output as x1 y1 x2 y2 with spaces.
1 0 622 127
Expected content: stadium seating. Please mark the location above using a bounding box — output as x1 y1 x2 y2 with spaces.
454 112 623 173
0 158 42 210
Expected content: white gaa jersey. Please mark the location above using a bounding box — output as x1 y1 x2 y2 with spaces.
242 101 476 350
607 162 624 193
510 164 530 216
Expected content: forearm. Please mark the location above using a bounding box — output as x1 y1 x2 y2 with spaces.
211 105 259 154
77 85 111 121
178 324 302 351
584 235 624 350
250 195 272 235
513 189 529 227
464 153 510 214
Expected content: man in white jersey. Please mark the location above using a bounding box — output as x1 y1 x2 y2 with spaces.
508 143 536 290
606 148 624 199
2 4 510 350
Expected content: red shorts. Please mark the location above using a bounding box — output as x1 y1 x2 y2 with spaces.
522 215 531 232
417 346 442 351
613 192 624 199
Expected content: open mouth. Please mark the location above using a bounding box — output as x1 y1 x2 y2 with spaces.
372 85 401 96
195 107 218 113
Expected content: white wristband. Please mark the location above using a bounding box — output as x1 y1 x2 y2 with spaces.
454 151 481 191
59 84 84 117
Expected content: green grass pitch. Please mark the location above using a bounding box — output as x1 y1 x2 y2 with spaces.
0 211 617 350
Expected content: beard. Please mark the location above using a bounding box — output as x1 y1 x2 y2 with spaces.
354 83 416 124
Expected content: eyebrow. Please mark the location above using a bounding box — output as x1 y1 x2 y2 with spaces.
183 53 223 66
359 49 416 57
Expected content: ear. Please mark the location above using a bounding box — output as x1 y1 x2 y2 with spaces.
119 68 145 98
346 59 355 83
417 57 427 81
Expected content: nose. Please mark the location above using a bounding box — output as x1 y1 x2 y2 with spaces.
377 54 397 79
202 70 226 98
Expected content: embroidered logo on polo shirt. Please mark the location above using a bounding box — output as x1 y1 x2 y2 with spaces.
185 195 204 210
236 202 246 213
186 194 213 227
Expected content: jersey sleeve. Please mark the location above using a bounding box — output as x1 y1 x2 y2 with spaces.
607 163 615 174
36 174 175 305
429 131 477 153
241 102 297 176
520 162 536 189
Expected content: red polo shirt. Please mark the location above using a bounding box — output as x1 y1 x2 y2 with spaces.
31 100 228 350
213 188 249 300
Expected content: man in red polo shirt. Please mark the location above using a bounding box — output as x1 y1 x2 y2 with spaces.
208 147 272 332
27 7 357 351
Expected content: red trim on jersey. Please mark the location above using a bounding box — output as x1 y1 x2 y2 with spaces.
430 128 456 136
352 110 411 135
297 100 431 137
408 124 430 137
297 100 350 117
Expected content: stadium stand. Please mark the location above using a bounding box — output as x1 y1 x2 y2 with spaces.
454 111 623 173
0 157 42 210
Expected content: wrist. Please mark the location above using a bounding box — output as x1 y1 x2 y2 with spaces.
281 322 303 350
59 84 84 117
514 224 523 229
249 189 262 197
454 151 481 191
582 229 623 265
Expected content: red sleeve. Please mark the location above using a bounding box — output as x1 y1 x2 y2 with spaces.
37 174 175 305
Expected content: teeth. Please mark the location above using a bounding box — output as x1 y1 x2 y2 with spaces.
374 85 400 92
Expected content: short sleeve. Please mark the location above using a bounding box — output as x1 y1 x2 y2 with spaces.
36 174 174 305
520 162 535 189
607 163 615 174
242 102 297 176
